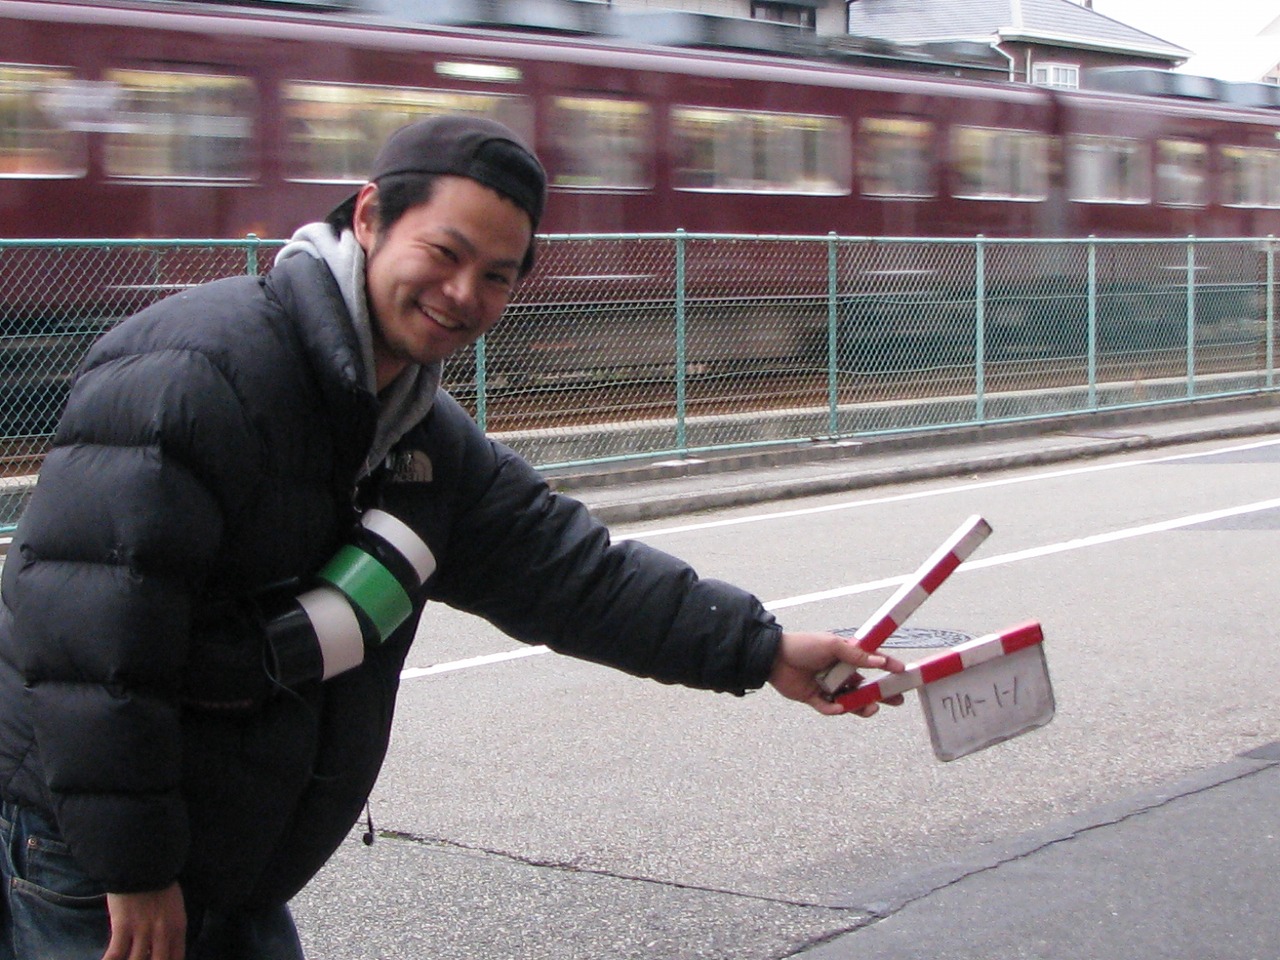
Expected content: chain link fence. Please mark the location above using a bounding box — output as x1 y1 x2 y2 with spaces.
475 234 1276 465
0 234 1275 527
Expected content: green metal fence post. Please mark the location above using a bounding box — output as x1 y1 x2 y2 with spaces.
1186 237 1197 398
1087 237 1098 409
245 234 261 276
827 232 839 437
474 336 488 432
674 229 688 453
1268 236 1276 390
974 236 986 421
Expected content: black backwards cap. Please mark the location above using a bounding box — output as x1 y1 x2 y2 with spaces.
367 115 547 232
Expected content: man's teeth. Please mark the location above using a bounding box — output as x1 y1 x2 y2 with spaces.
425 308 462 330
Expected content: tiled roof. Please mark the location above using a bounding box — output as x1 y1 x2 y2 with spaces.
846 0 1190 58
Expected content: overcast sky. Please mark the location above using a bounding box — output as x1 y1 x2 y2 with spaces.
1090 0 1275 45
1090 0 1278 79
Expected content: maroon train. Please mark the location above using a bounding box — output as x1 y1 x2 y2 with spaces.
2 0 1280 241
1 0 1278 441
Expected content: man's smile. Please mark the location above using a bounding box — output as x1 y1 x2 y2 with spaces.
420 303 465 331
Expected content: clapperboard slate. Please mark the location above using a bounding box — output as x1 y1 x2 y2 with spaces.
820 516 1055 762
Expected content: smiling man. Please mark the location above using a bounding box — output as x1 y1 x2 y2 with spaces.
345 121 537 383
0 116 901 960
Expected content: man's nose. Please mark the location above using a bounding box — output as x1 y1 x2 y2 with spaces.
442 268 481 311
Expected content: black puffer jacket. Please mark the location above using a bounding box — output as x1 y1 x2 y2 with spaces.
0 253 781 908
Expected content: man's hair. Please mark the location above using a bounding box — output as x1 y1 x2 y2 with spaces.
324 116 546 278
325 171 538 277
325 172 436 236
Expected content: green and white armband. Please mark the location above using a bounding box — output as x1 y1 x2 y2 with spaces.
265 509 436 684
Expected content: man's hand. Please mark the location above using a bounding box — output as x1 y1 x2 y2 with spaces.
103 882 186 960
768 631 906 717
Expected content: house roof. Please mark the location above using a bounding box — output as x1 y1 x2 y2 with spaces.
846 0 1191 61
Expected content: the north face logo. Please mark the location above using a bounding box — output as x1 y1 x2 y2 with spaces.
390 450 433 484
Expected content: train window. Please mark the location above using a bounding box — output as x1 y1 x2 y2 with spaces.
1067 136 1150 204
103 70 255 180
1156 139 1208 207
671 107 850 195
283 82 531 182
1221 146 1280 208
951 127 1048 200
857 117 934 197
549 97 651 190
0 64 86 178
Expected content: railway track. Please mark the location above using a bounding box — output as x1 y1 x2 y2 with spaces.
0 339 1265 479
447 342 1265 434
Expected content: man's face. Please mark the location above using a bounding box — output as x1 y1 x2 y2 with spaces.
354 175 532 389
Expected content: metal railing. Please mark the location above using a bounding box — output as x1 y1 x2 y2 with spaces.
0 233 1275 527
477 232 1277 467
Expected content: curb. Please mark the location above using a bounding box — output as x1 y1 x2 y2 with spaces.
792 741 1280 960
818 740 1280 925
578 414 1280 525
546 393 1280 493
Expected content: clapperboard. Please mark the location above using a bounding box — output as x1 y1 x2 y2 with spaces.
817 516 1055 761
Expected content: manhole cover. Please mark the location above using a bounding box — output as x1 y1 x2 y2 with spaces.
832 626 975 649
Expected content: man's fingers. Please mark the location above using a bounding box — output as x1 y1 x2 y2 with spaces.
842 646 905 673
806 691 845 715
804 688 884 717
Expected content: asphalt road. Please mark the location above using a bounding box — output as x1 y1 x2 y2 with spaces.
290 431 1280 958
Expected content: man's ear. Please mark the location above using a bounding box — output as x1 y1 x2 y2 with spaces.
352 183 381 252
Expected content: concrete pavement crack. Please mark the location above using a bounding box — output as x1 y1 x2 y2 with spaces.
373 827 864 915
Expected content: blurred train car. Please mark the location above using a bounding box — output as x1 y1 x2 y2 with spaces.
1 0 1279 437
3 0 1280 240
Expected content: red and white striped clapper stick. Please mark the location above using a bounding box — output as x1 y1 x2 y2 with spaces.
834 620 1043 712
818 514 992 696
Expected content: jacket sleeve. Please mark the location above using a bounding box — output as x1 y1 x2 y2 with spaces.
393 394 781 695
3 344 257 892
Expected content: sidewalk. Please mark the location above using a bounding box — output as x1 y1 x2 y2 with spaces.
807 741 1280 959
547 393 1280 524
549 394 1280 959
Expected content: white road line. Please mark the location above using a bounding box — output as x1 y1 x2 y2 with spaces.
405 493 1280 679
401 646 549 679
764 496 1280 610
617 436 1280 542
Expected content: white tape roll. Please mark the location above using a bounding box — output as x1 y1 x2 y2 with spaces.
362 509 437 584
297 585 365 680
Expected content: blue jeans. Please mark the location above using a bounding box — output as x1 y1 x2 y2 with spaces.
0 801 306 959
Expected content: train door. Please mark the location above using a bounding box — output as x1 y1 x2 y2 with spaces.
531 56 656 234
853 112 939 237
927 86 1056 239
1151 135 1212 235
